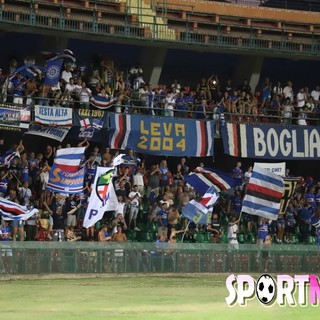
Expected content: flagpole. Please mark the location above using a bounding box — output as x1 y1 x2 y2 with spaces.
181 220 191 243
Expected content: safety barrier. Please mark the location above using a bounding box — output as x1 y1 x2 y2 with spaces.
1 242 319 274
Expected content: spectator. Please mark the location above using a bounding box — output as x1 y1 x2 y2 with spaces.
128 185 142 231
299 201 312 244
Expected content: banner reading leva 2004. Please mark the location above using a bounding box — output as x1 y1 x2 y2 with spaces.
221 122 320 160
109 114 214 157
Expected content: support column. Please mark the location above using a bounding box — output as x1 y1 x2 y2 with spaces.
139 47 167 86
232 55 264 93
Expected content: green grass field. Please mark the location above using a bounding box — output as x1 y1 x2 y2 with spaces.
0 274 317 320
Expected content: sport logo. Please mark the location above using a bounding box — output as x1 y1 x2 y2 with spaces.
96 169 115 205
226 273 320 306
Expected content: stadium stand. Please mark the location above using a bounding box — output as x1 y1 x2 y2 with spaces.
0 0 319 276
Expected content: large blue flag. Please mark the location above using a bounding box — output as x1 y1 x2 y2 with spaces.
184 167 239 196
43 59 63 86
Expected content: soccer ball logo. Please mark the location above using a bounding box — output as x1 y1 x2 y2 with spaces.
256 274 276 305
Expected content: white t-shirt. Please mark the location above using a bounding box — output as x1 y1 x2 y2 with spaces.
128 191 141 206
311 90 320 102
296 92 306 108
61 70 73 84
283 86 293 101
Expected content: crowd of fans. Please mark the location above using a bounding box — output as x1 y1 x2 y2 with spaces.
0 136 319 250
0 56 320 133
0 54 319 248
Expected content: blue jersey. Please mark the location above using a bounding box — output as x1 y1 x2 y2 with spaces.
258 223 269 241
315 194 320 208
233 197 242 214
305 192 315 207
156 209 168 228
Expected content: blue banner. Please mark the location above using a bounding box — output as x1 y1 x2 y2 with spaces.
222 122 320 160
44 59 63 86
47 164 85 194
71 108 109 142
109 114 214 157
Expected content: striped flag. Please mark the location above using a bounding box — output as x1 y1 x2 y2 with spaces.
221 122 247 157
0 150 20 167
54 147 85 173
42 49 76 63
195 121 214 157
0 197 38 221
90 95 115 109
109 114 131 150
200 186 219 207
184 167 240 195
242 165 284 220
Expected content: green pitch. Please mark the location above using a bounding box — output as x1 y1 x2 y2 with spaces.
0 275 317 320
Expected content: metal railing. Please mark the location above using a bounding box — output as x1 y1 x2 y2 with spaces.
1 242 319 274
2 94 320 127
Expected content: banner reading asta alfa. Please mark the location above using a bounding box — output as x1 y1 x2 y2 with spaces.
83 167 118 228
109 114 214 157
221 122 320 160
35 105 73 126
47 164 85 194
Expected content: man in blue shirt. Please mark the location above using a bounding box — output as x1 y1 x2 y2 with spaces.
156 201 168 239
299 201 312 243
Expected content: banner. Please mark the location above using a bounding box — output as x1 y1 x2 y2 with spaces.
24 125 70 142
279 177 300 215
43 58 63 86
83 167 118 228
222 122 320 160
0 103 30 129
242 165 284 221
182 199 212 225
47 164 85 194
73 109 108 141
254 162 286 176
35 105 73 126
109 114 214 157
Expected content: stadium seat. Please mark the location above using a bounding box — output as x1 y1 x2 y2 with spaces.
194 232 206 243
238 234 244 244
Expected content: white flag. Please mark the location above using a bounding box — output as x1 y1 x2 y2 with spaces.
83 167 118 228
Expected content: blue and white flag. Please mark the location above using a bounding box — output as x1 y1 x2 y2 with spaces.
0 197 38 221
0 150 20 167
47 164 85 194
242 165 284 220
9 64 44 81
182 199 212 225
83 167 118 228
200 186 219 207
43 59 63 86
54 147 85 173
184 167 239 196
90 95 115 109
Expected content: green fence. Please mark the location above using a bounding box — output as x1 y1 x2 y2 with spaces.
1 242 319 274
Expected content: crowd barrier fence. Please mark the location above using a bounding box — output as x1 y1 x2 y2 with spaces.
1 242 319 274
